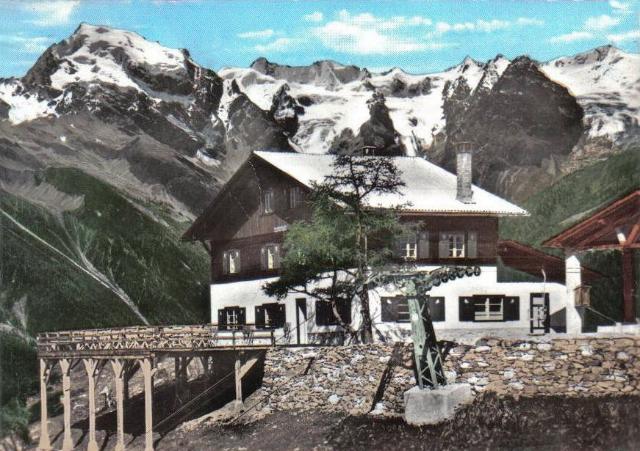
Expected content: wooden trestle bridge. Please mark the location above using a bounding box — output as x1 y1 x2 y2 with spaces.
36 325 277 451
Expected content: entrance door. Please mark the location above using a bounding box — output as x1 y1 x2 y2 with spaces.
296 298 308 345
530 293 550 334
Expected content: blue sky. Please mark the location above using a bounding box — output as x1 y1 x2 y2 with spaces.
0 0 638 77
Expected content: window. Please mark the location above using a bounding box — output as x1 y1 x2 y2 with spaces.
459 296 519 322
438 231 478 259
288 187 304 209
381 296 445 322
315 299 352 326
261 244 281 270
222 249 240 274
255 303 286 329
262 189 274 214
381 297 411 322
439 232 464 258
217 306 245 330
474 296 503 321
395 228 428 260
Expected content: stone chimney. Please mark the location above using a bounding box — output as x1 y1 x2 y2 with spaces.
455 142 474 203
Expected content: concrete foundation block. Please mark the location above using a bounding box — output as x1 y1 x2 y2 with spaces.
403 383 474 426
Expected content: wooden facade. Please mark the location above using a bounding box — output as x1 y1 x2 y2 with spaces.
185 154 506 284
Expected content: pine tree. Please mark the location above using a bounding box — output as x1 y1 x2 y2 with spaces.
263 154 405 343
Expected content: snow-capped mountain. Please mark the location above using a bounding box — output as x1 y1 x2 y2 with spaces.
1 24 638 212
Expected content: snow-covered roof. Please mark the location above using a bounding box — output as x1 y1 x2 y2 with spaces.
254 151 528 216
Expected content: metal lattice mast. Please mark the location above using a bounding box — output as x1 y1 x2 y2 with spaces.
377 265 481 389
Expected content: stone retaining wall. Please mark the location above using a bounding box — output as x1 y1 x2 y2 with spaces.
245 336 640 419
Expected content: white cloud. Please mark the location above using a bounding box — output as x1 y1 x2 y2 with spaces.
584 14 621 30
517 17 545 26
237 29 275 39
609 0 632 14
24 1 79 27
0 35 50 54
549 31 594 43
311 10 443 55
607 29 640 42
334 10 431 31
304 11 324 23
434 17 540 35
254 37 298 53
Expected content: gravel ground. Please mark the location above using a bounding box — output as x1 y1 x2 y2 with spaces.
156 393 640 451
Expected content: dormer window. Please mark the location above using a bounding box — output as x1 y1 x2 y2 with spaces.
222 249 240 274
262 189 274 214
288 187 304 209
261 244 281 270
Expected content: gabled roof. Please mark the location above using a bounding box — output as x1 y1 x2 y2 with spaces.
254 151 528 216
183 151 528 241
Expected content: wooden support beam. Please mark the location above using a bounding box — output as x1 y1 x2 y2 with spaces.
140 358 155 451
622 248 636 323
59 359 74 451
234 358 242 404
627 224 640 246
111 359 126 451
37 359 52 451
83 359 100 451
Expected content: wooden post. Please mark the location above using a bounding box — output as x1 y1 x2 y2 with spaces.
83 359 99 451
111 360 126 451
234 357 242 404
37 359 52 451
622 248 636 322
60 359 74 451
140 358 155 451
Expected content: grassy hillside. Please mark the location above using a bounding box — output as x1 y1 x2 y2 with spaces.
501 149 640 324
1 167 210 436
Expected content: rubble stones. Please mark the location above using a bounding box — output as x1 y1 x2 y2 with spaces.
241 337 639 421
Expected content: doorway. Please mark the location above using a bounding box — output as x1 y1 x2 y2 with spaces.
530 293 550 334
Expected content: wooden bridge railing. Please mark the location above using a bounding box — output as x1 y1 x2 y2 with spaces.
37 324 276 356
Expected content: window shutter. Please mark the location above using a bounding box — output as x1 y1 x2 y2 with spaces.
315 301 328 326
381 297 396 322
275 304 286 328
260 247 267 270
218 309 226 330
418 231 429 259
467 232 478 258
222 251 229 274
339 299 352 324
238 307 246 325
459 297 475 321
274 245 281 268
255 306 265 328
504 296 520 321
428 296 445 322
439 233 449 258
235 251 241 272
393 236 405 258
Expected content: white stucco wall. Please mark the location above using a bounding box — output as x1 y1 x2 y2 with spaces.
210 265 571 342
